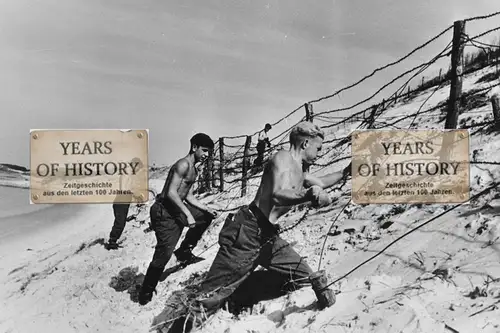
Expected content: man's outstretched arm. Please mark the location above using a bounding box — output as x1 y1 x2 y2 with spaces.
303 162 351 189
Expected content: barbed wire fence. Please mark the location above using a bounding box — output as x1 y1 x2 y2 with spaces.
313 13 500 292
176 12 500 228
195 12 500 207
182 13 500 262
190 12 500 250
153 12 500 331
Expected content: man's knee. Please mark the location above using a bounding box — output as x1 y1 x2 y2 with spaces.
185 204 213 224
282 257 313 282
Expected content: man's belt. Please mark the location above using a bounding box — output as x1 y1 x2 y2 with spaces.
248 202 281 235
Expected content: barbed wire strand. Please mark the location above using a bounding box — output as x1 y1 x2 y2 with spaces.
314 42 449 164
464 11 500 22
468 26 500 44
319 179 500 292
317 199 352 271
315 43 453 119
313 61 441 172
222 105 304 140
309 24 454 104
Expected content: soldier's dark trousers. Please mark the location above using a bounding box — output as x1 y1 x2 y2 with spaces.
109 203 131 243
140 201 214 294
253 141 266 167
196 204 313 316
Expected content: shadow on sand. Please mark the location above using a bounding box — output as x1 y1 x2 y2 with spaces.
152 269 313 333
159 257 206 283
109 266 145 303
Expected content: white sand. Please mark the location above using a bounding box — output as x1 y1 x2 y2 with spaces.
2 65 500 333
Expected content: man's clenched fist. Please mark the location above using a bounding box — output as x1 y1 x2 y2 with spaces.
308 185 323 199
308 185 332 208
314 190 332 207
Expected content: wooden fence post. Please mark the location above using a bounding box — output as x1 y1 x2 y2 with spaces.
218 137 224 191
211 148 217 188
305 103 314 122
491 95 500 131
496 47 499 74
241 135 252 197
204 149 213 191
445 20 466 129
303 103 313 173
368 105 377 129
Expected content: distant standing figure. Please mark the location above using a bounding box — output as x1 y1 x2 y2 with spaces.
138 133 218 305
106 157 145 250
254 123 272 167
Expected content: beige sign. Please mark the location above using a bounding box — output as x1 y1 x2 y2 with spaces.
30 129 149 204
351 129 469 204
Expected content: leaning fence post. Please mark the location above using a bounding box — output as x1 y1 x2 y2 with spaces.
445 20 466 129
368 105 377 129
305 103 314 122
491 94 500 131
241 135 252 197
218 137 224 191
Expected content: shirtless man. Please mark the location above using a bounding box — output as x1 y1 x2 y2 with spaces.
138 133 218 305
190 121 351 320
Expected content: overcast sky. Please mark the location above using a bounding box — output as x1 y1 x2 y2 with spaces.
0 0 498 167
